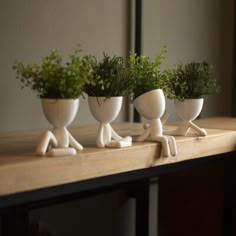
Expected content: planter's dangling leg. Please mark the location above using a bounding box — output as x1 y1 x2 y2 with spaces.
165 135 177 156
36 131 57 156
151 135 170 157
149 119 169 157
151 118 177 157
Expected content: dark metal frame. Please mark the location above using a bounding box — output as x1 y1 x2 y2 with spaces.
0 152 235 236
222 153 236 236
133 0 142 122
232 0 236 116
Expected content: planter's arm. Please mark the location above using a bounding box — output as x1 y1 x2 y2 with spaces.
109 124 123 140
136 126 151 142
161 112 169 125
68 132 83 150
36 131 57 156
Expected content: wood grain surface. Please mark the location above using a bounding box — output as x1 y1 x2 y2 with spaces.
194 117 236 130
0 119 235 196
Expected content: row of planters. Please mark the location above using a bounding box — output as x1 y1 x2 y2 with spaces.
13 47 219 157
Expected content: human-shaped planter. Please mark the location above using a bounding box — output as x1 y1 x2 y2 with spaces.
164 98 207 136
36 99 83 157
133 89 177 157
88 96 132 148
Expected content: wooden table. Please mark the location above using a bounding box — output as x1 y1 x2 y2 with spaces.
0 117 235 235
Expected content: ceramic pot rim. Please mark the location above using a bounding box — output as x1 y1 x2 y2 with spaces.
88 96 123 98
174 98 204 102
41 98 79 101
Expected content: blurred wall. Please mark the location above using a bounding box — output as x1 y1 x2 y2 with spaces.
143 0 233 121
0 0 129 132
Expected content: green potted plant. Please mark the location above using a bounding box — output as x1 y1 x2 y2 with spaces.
128 47 177 157
13 47 92 156
165 62 219 136
85 53 132 148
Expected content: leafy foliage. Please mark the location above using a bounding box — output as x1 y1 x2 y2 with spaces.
13 47 93 99
128 47 168 101
165 62 220 101
84 53 131 97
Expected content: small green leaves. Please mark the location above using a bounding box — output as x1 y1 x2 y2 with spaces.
13 47 93 99
84 53 131 97
13 46 218 102
128 46 167 101
165 62 220 101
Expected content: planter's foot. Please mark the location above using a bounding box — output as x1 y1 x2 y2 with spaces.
189 121 207 136
47 147 76 157
36 131 57 156
107 125 132 148
107 136 132 148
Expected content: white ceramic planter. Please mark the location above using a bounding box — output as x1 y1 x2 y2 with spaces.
175 98 204 122
88 96 132 148
164 98 207 136
36 98 83 157
134 89 177 157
